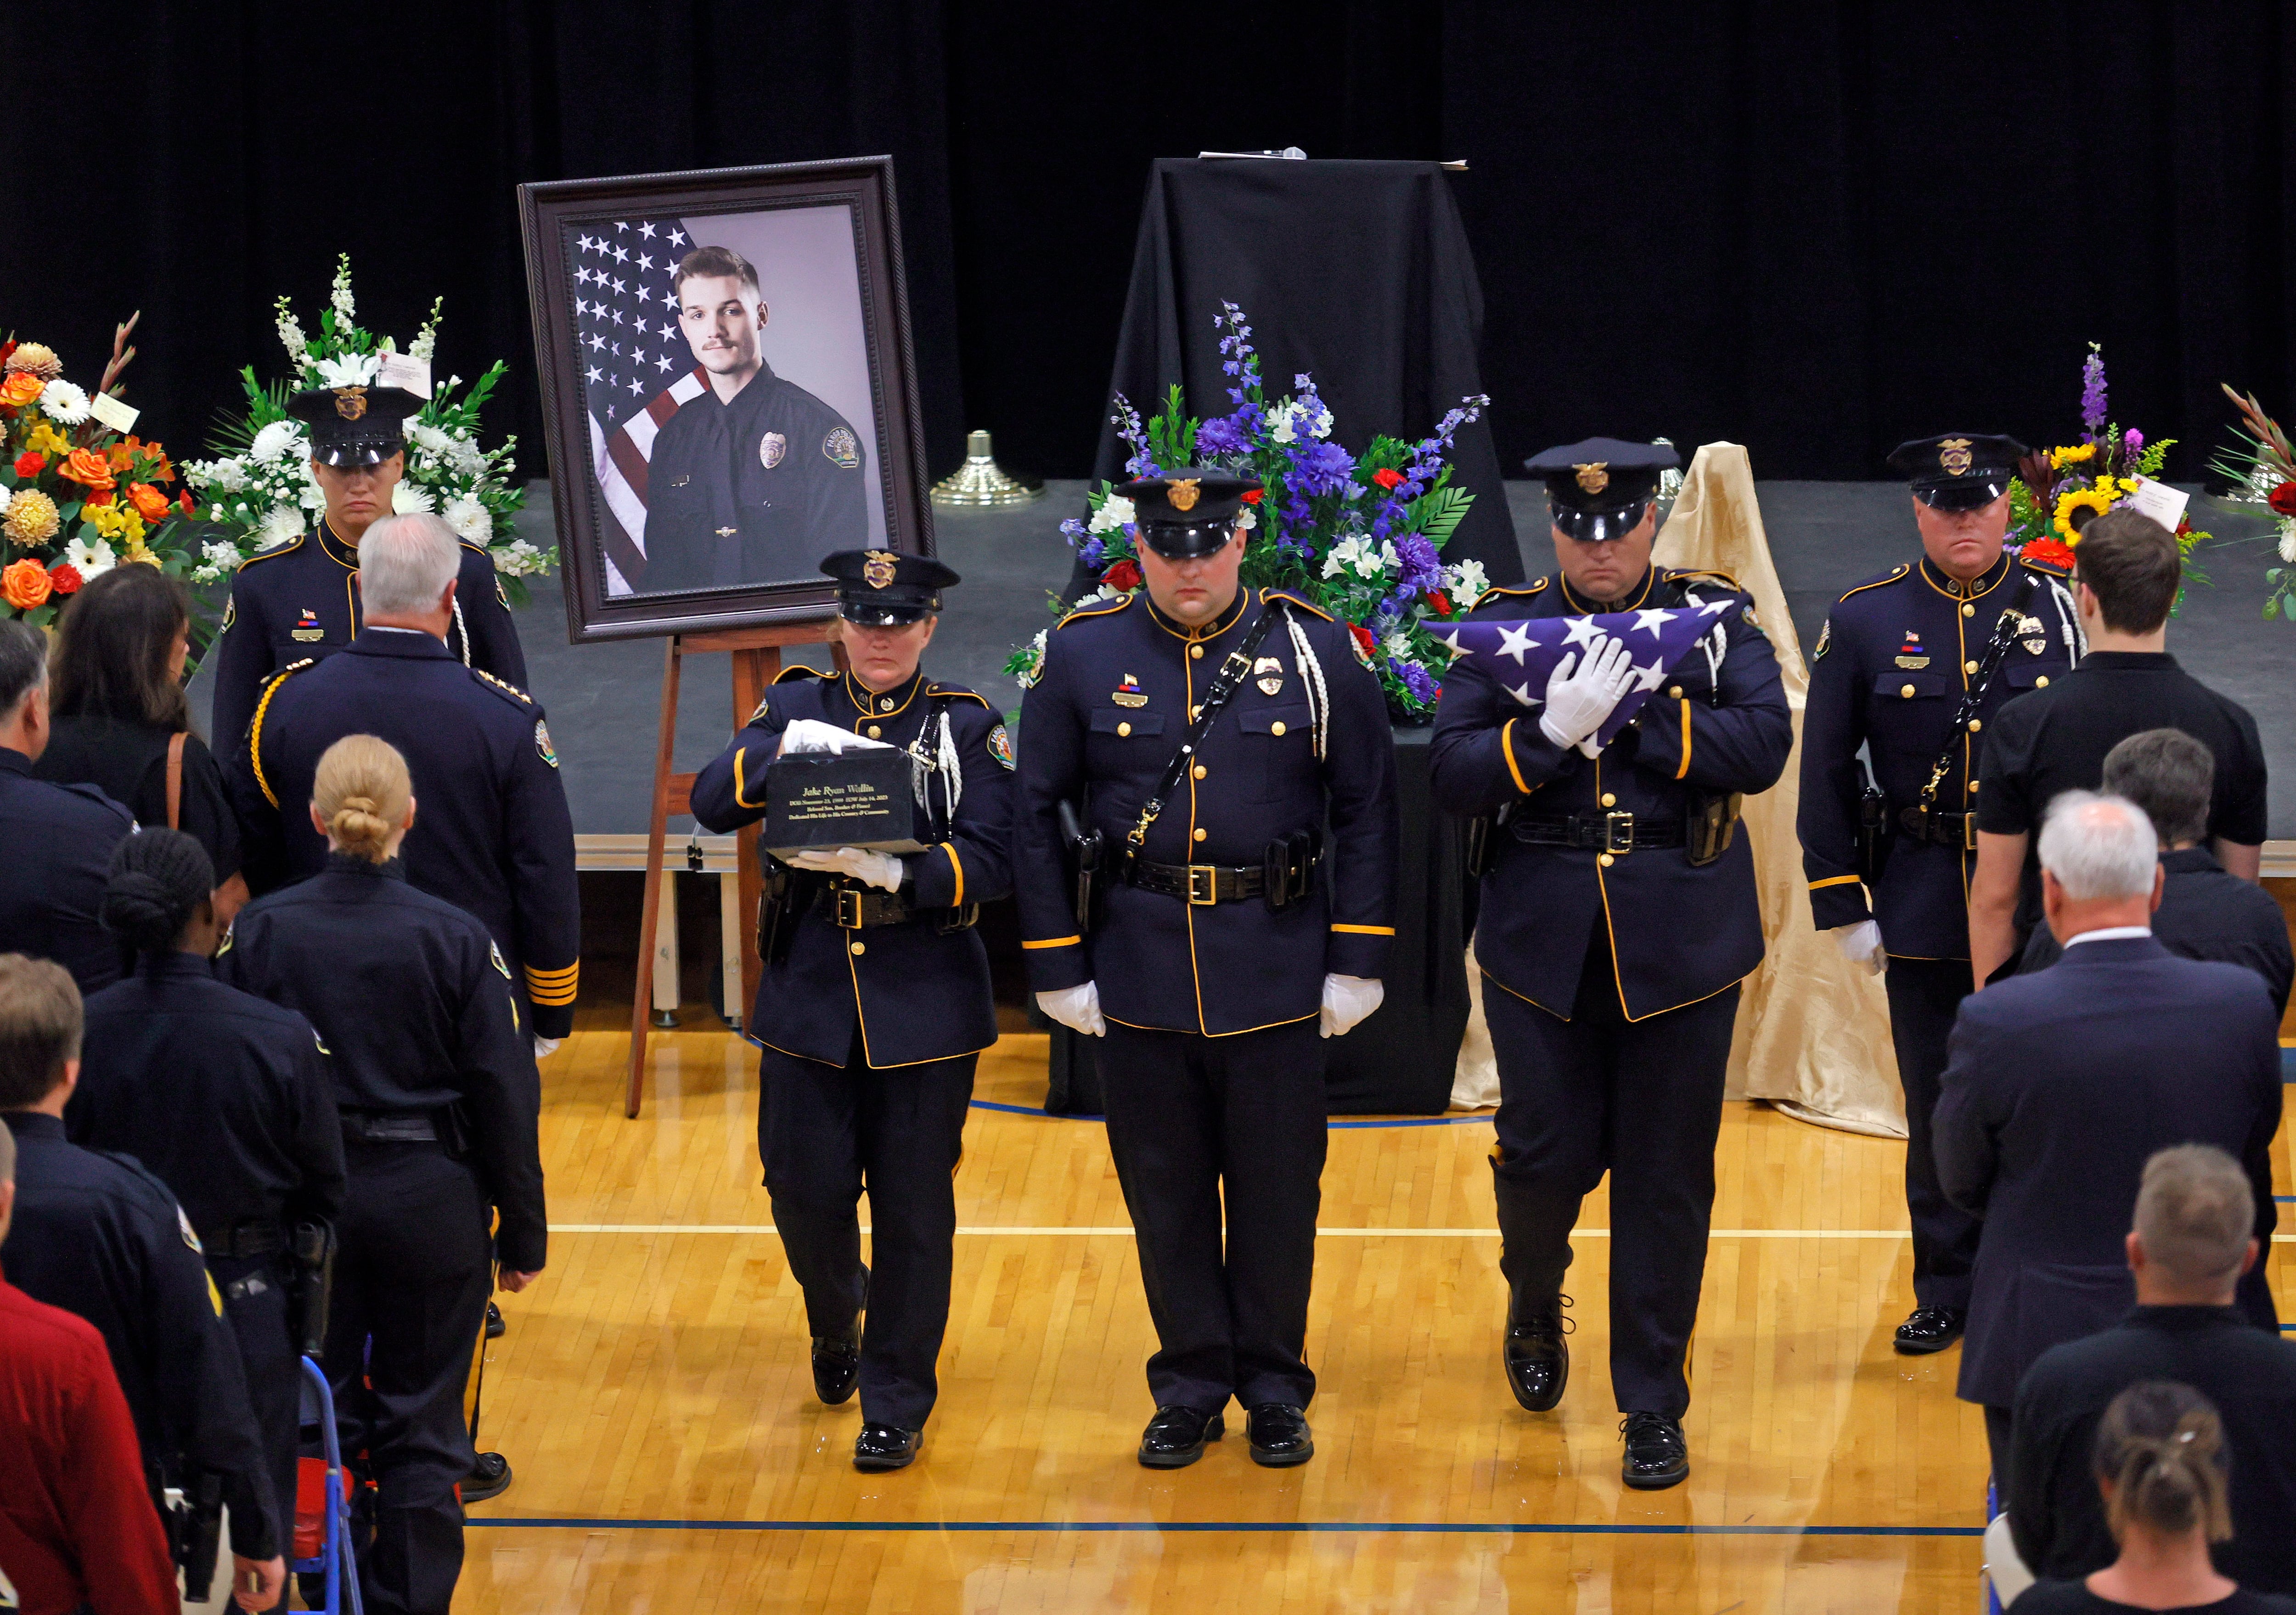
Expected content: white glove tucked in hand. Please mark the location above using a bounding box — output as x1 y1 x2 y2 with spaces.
533 1037 563 1061
788 847 905 892
1037 982 1106 1037
1319 974 1384 1039
1833 919 1886 976
1537 635 1638 755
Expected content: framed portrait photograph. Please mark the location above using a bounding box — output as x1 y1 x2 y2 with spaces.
518 155 935 642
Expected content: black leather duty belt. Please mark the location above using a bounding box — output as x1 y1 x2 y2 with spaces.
341 1112 438 1144
1123 858 1270 905
1898 806 1977 850
806 883 976 932
1512 811 1684 853
202 1221 285 1259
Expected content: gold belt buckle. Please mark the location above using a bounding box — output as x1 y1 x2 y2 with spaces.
1962 813 1978 852
1186 864 1219 905
835 887 865 929
1603 811 1636 856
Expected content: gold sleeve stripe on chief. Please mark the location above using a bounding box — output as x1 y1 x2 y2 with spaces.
1674 698 1693 780
525 962 580 1005
1808 875 1863 890
1330 924 1395 936
1021 936 1081 950
733 744 767 809
943 843 965 908
1500 718 1532 795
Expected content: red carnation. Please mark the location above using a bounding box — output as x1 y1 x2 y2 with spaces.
1349 621 1377 655
1424 589 1453 616
2269 481 2296 516
13 451 42 478
48 564 84 595
1371 467 1404 491
1102 558 1142 593
1240 488 1262 503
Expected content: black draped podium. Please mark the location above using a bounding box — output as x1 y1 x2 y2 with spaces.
1047 728 1472 1117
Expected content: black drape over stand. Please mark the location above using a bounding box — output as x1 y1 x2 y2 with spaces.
1070 158 1522 596
1047 728 1472 1117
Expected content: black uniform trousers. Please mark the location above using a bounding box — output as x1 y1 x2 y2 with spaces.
758 1036 976 1432
1097 1016 1327 1414
326 1141 494 1615
1482 935 1739 1420
1885 956 1981 1313
213 1251 301 1559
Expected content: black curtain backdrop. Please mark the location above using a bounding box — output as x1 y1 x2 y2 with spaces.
4 2 2288 512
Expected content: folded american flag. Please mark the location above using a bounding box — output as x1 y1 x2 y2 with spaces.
1431 602 1737 746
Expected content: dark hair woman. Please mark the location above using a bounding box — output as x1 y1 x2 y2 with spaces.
33 565 247 920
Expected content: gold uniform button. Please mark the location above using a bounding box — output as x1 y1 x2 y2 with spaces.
1193 827 1207 842
1900 684 1917 698
850 942 866 956
1192 764 1207 779
1190 644 1204 659
880 698 894 712
2036 675 2050 688
866 725 881 739
1600 792 1617 808
1271 721 1287 737
1964 660 1979 675
1667 685 1683 699
1968 717 1983 732
1598 853 1615 868
1962 603 1975 617
1968 779 1980 793
1116 722 1131 737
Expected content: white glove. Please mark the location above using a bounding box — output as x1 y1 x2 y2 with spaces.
533 1036 563 1061
1319 974 1384 1039
777 717 895 756
1037 982 1106 1037
788 847 905 892
1833 920 1886 976
1537 635 1637 753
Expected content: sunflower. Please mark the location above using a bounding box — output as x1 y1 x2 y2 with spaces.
2049 443 2097 469
2054 484 2116 541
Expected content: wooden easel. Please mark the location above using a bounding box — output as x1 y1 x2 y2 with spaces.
626 622 846 1117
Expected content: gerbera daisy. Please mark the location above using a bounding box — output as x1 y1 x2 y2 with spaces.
37 379 90 426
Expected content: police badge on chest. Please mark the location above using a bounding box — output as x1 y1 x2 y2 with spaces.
760 432 787 470
1254 655 1284 696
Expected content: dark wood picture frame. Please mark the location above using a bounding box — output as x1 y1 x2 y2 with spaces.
518 155 935 644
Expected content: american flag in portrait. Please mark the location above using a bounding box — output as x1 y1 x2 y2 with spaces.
568 217 706 594
1434 601 1738 747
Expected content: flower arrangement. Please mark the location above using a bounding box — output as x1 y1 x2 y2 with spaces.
1004 303 1489 720
0 317 201 624
2209 385 2296 621
182 255 551 600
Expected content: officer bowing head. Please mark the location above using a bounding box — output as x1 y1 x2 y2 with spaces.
820 548 959 697
287 384 424 548
357 512 462 637
1114 469 1262 627
1886 433 2028 584
1526 439 1680 606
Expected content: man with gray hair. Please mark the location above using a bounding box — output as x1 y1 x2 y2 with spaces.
1933 790 2281 1493
2007 1144 2296 1592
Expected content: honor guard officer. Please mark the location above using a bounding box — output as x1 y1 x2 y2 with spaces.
1431 439 1791 1490
218 737 545 1615
1796 433 2077 1357
225 514 581 1047
1013 470 1399 1472
209 383 528 753
689 548 1009 1474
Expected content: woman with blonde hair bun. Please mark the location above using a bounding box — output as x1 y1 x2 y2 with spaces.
215 733 546 1609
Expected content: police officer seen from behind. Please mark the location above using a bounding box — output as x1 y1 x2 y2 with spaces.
1431 439 1791 1490
1014 470 1399 1471
225 513 581 1051
0 619 135 994
209 383 528 753
690 549 1009 1474
639 245 870 593
218 736 544 1615
0 953 287 1612
1796 433 2078 1357
71 828 346 1568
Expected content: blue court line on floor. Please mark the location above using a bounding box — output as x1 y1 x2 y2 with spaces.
466 1517 1982 1537
968 1099 1491 1129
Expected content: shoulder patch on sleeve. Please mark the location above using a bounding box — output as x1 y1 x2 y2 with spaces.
178 1203 203 1254
1262 587 1333 622
534 718 558 768
1056 593 1135 629
222 595 236 632
469 667 536 710
987 721 1016 770
1474 579 1548 609
1813 619 1831 660
311 1026 329 1056
490 940 513 980
822 425 861 469
496 575 510 607
771 665 832 685
215 922 235 957
1837 564 1913 605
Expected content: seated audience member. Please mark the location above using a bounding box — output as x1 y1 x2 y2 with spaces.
2021 730 2292 1011
0 619 134 994
1935 792 2280 1493
2010 1146 2296 1592
0 1116 180 1615
2010 1382 2296 1614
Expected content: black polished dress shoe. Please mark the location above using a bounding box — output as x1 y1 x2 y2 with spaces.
1137 1406 1225 1469
462 1451 512 1503
852 1423 921 1473
1620 1412 1689 1490
1893 1304 1966 1355
811 1327 861 1405
1504 1294 1571 1412
1245 1404 1314 1468
485 1300 506 1340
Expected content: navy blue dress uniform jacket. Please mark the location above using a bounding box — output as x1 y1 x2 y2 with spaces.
0 1110 281 1559
209 519 527 757
0 746 135 994
215 854 548 1273
223 628 582 1040
1799 551 2078 958
71 952 347 1245
1430 569 1793 1020
1013 588 1400 1036
689 666 1014 1068
1933 935 2282 1409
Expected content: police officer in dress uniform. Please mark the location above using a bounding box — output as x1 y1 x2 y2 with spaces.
209 384 528 754
217 735 544 1615
72 829 348 1564
1430 439 1792 1490
689 548 1008 1474
1796 433 2078 1356
639 245 870 593
1014 470 1400 1472
224 514 581 1049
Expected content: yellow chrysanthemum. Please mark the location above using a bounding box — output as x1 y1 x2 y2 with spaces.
4 343 62 381
3 487 61 547
2054 485 2116 542
2050 443 2097 469
23 422 72 458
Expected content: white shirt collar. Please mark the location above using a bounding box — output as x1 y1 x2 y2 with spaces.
2063 925 2153 948
365 623 445 643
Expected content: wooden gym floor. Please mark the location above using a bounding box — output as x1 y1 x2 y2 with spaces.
456 1004 2296 1614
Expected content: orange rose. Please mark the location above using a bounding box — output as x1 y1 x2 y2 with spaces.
56 448 116 491
1 558 52 610
127 482 170 521
0 373 42 409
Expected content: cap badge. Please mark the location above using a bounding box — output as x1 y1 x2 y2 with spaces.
1573 462 1609 494
333 385 369 421
863 550 897 589
1165 477 1202 513
760 432 786 470
1939 437 1974 476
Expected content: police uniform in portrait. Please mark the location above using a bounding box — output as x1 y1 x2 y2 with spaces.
209 385 529 753
1429 440 1792 1489
688 549 1008 1474
637 363 869 594
1012 472 1400 1471
224 627 582 1044
1796 434 2077 1355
